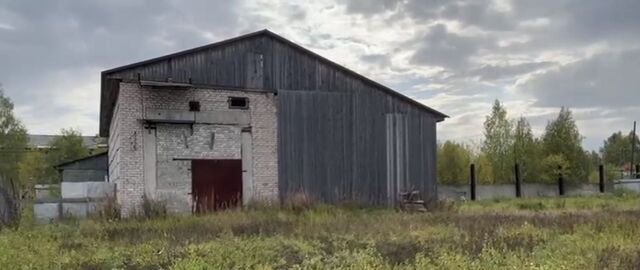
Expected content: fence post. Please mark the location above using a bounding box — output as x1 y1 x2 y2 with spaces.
515 163 522 198
636 164 639 179
558 166 565 196
470 164 476 201
599 165 605 193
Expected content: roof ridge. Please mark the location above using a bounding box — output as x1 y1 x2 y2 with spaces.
102 29 272 74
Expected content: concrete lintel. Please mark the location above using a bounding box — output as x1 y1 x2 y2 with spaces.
145 109 195 123
195 111 250 125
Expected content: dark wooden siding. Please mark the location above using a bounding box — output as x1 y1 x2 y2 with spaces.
103 32 441 204
57 153 108 171
277 89 437 205
105 36 268 88
266 36 438 204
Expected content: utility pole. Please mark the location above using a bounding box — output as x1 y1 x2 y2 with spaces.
632 121 637 178
470 164 476 201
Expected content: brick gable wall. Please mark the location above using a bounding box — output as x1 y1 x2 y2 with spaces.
109 82 278 215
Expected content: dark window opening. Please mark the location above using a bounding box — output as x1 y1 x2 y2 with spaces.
189 101 201 112
228 97 249 109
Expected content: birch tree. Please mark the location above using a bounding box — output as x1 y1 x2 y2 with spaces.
482 100 513 183
0 86 28 190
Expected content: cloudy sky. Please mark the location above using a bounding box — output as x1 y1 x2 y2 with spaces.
0 0 638 150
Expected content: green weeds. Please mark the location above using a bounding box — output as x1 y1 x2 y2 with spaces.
1 195 640 269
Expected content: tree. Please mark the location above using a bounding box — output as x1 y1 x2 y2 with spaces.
541 107 587 182
473 153 494 184
43 128 89 183
437 141 472 184
17 151 47 198
482 100 513 183
0 86 28 192
513 117 542 182
540 154 570 183
585 150 603 182
600 131 640 168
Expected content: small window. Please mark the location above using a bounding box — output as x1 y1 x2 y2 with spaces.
189 101 200 112
228 97 249 109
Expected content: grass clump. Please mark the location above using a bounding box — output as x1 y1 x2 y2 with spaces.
139 196 168 219
517 201 547 211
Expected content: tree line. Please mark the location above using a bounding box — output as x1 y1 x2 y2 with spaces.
0 85 94 199
438 100 639 185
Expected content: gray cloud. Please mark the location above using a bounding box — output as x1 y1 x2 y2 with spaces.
456 62 555 82
518 49 640 108
0 0 245 134
512 0 640 38
500 0 640 53
438 1 513 31
340 0 401 16
360 53 391 67
341 0 512 30
287 4 307 21
409 24 492 70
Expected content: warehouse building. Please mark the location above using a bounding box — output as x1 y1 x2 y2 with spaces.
99 30 447 214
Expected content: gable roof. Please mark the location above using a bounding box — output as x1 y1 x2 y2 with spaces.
55 151 108 170
100 29 447 135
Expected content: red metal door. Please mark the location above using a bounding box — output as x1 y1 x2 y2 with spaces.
191 159 242 213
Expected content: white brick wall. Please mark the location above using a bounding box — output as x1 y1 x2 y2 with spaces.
155 124 243 212
109 82 278 214
109 83 145 214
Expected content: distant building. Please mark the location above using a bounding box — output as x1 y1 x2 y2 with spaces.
27 135 107 154
99 30 447 214
55 152 108 183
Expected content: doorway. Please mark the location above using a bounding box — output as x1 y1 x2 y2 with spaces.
191 159 242 213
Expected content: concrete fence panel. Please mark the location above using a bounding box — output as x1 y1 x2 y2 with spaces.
439 183 604 201
614 180 640 192
34 182 115 222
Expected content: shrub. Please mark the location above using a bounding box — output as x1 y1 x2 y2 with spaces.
424 198 458 213
93 195 121 221
283 192 313 212
139 196 168 219
612 188 639 198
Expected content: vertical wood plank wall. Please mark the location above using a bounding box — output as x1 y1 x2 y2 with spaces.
278 90 437 205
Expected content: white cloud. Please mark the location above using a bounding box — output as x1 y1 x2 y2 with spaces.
517 49 640 108
12 67 101 136
0 22 14 30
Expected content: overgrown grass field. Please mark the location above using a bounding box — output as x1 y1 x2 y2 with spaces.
3 192 640 269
